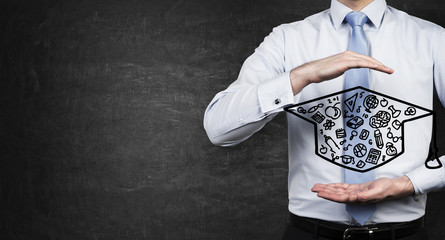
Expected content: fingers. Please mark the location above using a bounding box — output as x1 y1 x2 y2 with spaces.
290 51 393 95
311 182 376 205
315 190 359 204
312 183 354 193
311 183 361 204
342 51 394 74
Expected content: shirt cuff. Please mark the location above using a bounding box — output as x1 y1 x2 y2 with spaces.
257 71 295 113
405 156 445 194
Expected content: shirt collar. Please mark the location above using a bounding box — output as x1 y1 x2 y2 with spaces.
330 0 387 30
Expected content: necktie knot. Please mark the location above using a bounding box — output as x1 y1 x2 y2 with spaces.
345 11 368 27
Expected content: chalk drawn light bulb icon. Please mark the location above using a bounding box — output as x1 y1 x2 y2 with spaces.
284 86 434 173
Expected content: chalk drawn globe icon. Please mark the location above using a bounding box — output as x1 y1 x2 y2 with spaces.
353 143 367 158
364 95 379 110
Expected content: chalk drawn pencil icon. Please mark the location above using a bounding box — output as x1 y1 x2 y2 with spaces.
284 86 441 172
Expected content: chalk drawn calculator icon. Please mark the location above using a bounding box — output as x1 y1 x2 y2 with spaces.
284 87 440 172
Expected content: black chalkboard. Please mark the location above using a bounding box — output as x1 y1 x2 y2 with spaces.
1 0 444 239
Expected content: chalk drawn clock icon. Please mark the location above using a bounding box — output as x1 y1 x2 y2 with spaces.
284 87 434 172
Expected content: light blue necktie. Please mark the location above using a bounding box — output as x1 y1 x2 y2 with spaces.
343 11 376 226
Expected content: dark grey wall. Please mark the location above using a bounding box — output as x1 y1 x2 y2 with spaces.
1 0 444 239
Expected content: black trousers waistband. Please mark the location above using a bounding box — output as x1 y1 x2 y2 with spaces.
288 213 424 240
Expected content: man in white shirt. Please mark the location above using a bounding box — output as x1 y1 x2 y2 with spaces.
204 0 445 239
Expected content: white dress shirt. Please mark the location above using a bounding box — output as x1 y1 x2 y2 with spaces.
204 0 445 224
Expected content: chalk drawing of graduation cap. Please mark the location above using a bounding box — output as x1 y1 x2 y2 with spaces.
284 87 441 172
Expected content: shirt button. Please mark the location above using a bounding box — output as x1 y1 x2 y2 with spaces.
274 98 281 105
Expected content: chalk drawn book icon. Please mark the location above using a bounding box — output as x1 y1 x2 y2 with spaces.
284 86 441 172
